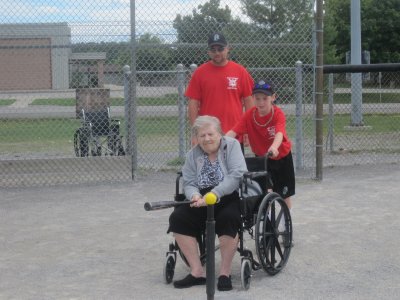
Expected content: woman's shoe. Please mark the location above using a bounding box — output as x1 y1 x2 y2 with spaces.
173 274 206 289
217 275 232 291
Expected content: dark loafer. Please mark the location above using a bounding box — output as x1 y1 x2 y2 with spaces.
173 274 206 289
217 275 232 291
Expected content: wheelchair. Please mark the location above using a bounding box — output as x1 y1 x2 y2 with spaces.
163 156 293 290
73 107 125 157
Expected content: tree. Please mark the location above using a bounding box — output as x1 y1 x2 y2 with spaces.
172 0 233 66
325 0 400 63
240 0 313 37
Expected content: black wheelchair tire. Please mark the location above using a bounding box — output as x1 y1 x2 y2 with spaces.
240 258 252 290
255 192 292 275
73 128 89 157
163 254 176 284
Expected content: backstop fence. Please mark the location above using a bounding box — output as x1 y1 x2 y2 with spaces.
0 0 399 187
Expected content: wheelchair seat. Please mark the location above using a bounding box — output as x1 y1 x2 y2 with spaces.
73 107 125 157
83 109 111 137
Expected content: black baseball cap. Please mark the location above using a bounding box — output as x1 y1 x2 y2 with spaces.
208 32 227 47
252 80 275 96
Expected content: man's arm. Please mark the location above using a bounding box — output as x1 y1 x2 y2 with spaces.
188 99 200 146
241 95 254 146
243 95 254 111
225 130 237 138
188 99 200 126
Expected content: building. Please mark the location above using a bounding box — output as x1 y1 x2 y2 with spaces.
0 23 71 90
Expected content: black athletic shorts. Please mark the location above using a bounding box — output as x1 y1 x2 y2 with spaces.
167 188 241 238
267 151 295 199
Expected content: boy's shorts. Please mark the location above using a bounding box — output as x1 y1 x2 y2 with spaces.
267 151 295 199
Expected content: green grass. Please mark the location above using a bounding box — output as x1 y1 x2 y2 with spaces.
0 116 187 154
30 94 180 106
0 114 398 155
322 113 400 135
0 99 16 106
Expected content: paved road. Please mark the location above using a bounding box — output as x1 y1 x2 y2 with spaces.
1 163 399 299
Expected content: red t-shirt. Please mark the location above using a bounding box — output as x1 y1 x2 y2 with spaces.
185 60 254 134
231 106 292 159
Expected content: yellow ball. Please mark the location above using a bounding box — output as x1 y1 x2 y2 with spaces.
205 192 217 205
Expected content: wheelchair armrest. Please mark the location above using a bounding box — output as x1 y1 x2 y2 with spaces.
175 171 183 196
243 171 268 180
110 119 121 125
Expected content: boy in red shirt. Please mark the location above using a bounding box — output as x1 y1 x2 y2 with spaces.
226 80 295 210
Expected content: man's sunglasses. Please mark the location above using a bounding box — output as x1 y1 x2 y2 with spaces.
208 46 225 53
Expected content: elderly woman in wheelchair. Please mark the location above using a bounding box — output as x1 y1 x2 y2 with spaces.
164 115 292 291
167 115 246 291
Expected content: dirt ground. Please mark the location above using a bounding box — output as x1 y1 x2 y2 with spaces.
1 162 399 299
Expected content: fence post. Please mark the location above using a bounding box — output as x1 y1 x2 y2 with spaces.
129 0 137 180
295 61 304 170
177 64 186 160
328 73 334 152
123 65 132 155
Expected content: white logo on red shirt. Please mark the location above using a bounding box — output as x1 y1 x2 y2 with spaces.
267 126 276 139
227 77 238 90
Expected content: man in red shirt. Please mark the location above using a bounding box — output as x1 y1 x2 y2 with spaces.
226 80 295 210
185 32 254 145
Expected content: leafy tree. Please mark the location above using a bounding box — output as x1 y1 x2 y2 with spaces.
172 0 233 66
240 0 313 37
325 0 400 63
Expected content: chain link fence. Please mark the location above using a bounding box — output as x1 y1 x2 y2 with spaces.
0 1 398 187
323 69 400 167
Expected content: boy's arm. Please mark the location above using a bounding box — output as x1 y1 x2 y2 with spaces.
268 132 283 158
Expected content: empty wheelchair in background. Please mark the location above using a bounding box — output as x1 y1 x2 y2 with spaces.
73 107 125 157
163 156 293 290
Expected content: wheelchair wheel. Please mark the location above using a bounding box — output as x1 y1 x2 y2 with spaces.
107 134 117 156
91 145 102 156
255 192 292 275
108 134 125 156
163 254 176 284
73 128 89 157
117 139 125 156
240 258 252 290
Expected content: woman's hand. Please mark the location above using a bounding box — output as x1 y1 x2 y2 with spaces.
190 194 206 208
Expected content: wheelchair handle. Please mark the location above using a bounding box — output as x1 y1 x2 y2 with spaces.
144 200 193 211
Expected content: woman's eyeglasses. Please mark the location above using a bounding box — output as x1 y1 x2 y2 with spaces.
208 46 225 53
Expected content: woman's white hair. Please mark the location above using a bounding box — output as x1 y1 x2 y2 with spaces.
192 115 223 137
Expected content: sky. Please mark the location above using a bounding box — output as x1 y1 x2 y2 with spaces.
1 0 248 43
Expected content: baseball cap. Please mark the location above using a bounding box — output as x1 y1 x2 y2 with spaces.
208 32 227 47
252 80 275 96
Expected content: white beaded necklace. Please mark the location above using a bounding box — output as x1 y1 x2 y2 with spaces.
253 106 274 127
